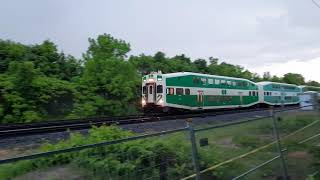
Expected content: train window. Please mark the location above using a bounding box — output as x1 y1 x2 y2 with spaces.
285 96 292 100
143 86 146 94
249 91 252 96
149 86 153 94
157 85 163 93
215 79 220 85
176 88 184 95
256 92 259 96
243 82 248 87
264 92 266 96
185 88 190 95
232 82 236 86
221 80 226 85
193 77 201 84
201 78 207 84
252 91 256 96
166 88 174 95
275 85 280 89
208 78 214 84
227 81 232 86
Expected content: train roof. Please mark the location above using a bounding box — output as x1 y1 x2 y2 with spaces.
257 81 299 87
299 85 320 89
163 72 255 82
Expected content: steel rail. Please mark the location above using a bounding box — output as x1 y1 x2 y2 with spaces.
0 106 299 139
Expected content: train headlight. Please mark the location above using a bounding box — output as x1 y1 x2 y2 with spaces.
148 78 155 83
158 98 164 104
142 99 146 106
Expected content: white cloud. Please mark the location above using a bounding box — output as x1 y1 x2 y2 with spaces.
246 57 320 82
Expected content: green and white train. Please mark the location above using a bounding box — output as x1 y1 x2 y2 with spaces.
141 72 301 112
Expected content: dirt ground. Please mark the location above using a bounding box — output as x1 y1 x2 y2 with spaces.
14 165 89 180
0 145 38 160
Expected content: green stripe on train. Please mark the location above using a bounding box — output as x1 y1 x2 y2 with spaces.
264 96 300 104
166 95 259 107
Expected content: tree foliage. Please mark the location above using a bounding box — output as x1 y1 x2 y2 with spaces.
72 34 139 117
283 73 305 85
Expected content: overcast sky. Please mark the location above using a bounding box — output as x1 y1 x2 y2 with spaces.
1 0 320 81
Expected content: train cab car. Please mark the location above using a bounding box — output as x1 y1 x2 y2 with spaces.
257 82 300 106
141 72 165 112
142 72 260 112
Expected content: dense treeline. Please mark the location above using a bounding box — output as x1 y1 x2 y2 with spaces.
0 34 319 123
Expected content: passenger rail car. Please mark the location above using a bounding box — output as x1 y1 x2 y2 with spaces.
299 85 320 93
257 82 301 106
142 72 259 112
142 72 302 112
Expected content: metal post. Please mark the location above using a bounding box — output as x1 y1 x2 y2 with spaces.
316 96 320 122
270 108 289 179
281 86 285 109
186 118 201 180
314 93 320 112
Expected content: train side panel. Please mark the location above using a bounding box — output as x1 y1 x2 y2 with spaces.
164 73 259 110
258 82 300 105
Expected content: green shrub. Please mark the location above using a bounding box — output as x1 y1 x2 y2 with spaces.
0 126 194 180
233 135 264 148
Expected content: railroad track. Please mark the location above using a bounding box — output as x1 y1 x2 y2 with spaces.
0 106 299 139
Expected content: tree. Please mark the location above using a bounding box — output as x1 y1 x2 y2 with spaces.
305 80 320 87
154 51 166 62
209 57 218 65
193 59 207 73
153 51 170 73
263 72 271 81
129 54 156 75
73 34 139 117
167 54 196 73
29 40 82 80
0 61 76 123
271 75 282 83
172 54 191 64
0 40 29 73
0 39 82 80
283 73 305 85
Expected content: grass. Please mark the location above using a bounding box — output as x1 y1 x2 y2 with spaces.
0 111 319 180
190 111 320 179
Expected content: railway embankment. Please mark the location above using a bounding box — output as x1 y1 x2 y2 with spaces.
0 108 318 179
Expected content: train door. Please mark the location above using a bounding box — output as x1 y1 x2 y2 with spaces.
281 92 286 105
239 92 243 106
147 84 155 103
197 90 204 108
